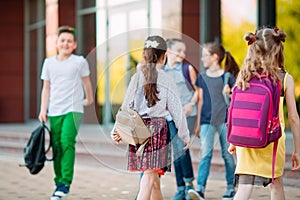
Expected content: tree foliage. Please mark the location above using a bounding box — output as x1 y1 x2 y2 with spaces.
277 0 300 95
222 0 300 96
222 20 255 69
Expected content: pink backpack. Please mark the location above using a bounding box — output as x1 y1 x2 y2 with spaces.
227 75 281 182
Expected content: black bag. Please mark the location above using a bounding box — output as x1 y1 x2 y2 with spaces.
21 122 55 174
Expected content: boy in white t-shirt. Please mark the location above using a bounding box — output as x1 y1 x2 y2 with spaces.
39 26 93 200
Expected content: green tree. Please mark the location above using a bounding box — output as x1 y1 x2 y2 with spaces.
222 20 255 68
277 0 300 91
222 0 300 95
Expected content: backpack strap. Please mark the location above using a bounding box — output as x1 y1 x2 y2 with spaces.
282 72 288 97
277 69 287 96
43 122 55 161
223 72 230 85
223 72 230 106
120 72 140 110
271 140 279 183
271 78 282 183
182 62 194 91
136 125 155 156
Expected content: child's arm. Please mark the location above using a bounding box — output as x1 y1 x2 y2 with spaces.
285 74 300 170
183 65 198 115
82 76 94 106
38 80 50 122
194 87 203 137
183 89 198 116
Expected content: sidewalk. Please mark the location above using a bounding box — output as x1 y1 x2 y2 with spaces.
0 123 300 199
1 155 300 200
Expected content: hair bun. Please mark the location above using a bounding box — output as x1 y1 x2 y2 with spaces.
244 33 254 41
244 32 256 45
273 28 286 42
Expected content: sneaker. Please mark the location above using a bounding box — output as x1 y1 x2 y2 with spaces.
54 183 70 197
185 185 194 200
188 189 205 200
50 194 61 200
222 190 235 200
50 184 63 200
172 190 185 200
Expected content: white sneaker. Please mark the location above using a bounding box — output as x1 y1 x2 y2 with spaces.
50 195 61 200
54 184 69 197
188 189 205 200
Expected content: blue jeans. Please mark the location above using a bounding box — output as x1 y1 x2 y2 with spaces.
196 123 235 192
168 116 195 190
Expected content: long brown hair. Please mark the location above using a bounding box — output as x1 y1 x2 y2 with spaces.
237 27 286 89
204 42 240 78
140 36 167 107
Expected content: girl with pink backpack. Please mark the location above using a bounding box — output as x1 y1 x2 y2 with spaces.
228 27 300 200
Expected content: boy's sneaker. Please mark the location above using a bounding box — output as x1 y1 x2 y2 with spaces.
50 193 61 200
188 189 205 200
222 190 235 200
54 183 70 197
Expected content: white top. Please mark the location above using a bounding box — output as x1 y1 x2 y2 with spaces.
121 70 190 143
41 54 90 116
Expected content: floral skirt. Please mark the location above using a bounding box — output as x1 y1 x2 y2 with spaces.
128 117 171 175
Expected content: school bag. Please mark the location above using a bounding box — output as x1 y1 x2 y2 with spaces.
182 62 198 91
227 75 281 182
21 122 55 174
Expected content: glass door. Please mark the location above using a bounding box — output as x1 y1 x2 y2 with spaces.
96 0 151 125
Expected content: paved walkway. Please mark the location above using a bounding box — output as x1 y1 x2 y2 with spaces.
1 151 300 200
0 123 300 199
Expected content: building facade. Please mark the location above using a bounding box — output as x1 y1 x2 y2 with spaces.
0 0 204 124
0 0 274 124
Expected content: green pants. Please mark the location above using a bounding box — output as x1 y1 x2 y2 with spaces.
49 112 82 186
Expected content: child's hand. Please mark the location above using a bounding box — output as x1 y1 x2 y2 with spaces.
223 84 230 95
111 129 122 144
38 111 47 122
228 144 236 155
291 152 300 171
183 141 190 150
83 98 93 106
183 102 193 115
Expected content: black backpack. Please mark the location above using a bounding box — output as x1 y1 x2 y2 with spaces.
21 122 55 174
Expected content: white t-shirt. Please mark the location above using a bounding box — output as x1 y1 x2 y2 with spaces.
41 54 90 116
